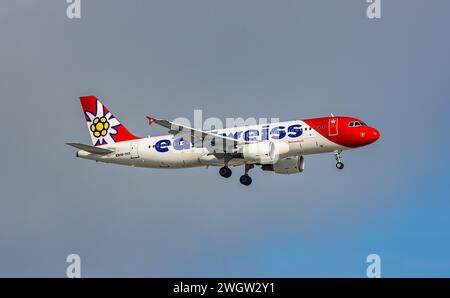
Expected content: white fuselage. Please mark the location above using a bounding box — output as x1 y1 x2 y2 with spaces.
77 120 347 168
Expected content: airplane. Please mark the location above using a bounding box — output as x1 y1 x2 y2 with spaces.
67 96 380 186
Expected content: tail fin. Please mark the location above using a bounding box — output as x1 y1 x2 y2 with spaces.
79 96 139 146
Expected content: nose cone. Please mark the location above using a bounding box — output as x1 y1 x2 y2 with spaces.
365 127 380 144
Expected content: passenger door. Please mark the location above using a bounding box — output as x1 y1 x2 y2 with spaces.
130 141 139 159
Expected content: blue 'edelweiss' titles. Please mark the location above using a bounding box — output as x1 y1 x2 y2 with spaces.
154 124 303 153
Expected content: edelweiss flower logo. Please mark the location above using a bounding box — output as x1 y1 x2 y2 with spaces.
90 117 109 137
85 100 120 145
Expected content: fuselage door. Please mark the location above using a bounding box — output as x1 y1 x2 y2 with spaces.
130 141 139 159
329 118 338 136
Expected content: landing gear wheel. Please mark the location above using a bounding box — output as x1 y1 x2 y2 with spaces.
240 174 252 186
334 151 344 170
219 166 232 178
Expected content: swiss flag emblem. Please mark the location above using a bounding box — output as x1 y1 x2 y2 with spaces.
329 118 338 136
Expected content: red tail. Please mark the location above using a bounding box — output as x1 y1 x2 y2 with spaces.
79 96 139 146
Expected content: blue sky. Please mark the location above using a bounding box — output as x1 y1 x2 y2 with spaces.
0 0 450 277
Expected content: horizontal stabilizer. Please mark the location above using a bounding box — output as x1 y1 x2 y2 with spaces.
66 142 114 155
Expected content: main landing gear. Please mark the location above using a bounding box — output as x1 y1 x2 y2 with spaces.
219 155 233 178
218 155 254 186
334 151 345 170
240 164 254 186
219 166 232 178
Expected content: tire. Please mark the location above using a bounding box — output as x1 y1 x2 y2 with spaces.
219 167 232 178
336 162 344 170
240 175 252 186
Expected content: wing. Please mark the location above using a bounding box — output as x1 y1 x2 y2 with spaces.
147 116 253 153
66 142 114 155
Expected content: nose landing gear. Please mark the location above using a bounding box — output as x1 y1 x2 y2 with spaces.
334 151 345 170
336 162 344 170
240 164 254 186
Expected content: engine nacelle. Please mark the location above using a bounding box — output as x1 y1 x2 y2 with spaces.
269 140 290 161
241 141 290 164
241 141 272 163
262 156 305 174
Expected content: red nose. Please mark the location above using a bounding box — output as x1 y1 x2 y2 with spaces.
365 128 380 144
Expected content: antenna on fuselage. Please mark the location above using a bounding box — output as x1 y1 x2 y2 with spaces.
330 113 335 117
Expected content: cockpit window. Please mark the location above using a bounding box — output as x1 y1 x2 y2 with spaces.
349 121 368 127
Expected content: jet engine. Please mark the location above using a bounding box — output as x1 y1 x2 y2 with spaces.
241 141 290 164
262 156 305 174
241 141 272 163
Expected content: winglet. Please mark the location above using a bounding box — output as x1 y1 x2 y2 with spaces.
146 116 157 126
